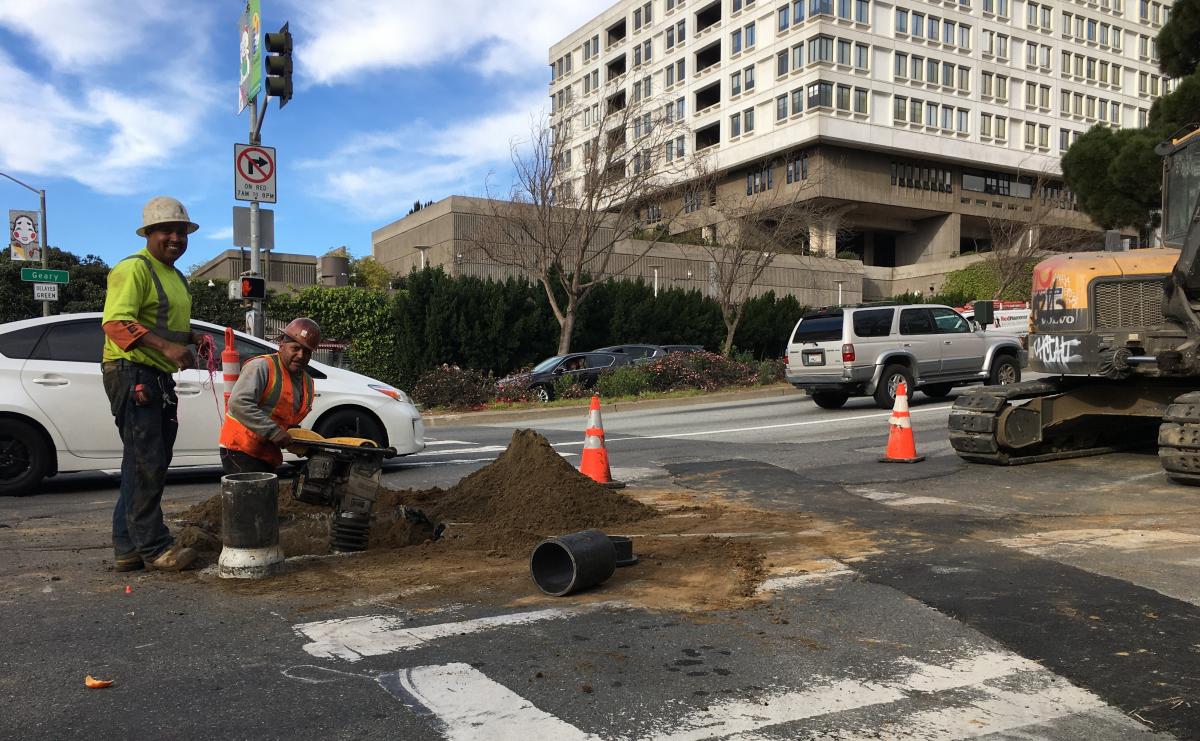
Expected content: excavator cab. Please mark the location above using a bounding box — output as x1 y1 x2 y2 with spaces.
1159 126 1200 249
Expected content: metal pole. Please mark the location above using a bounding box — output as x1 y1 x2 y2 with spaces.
248 98 264 338
39 189 49 316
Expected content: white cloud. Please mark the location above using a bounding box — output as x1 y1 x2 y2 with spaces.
297 89 548 220
206 226 234 241
0 5 220 194
0 0 169 68
290 0 612 85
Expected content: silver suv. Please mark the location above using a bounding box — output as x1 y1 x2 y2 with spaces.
785 303 1026 409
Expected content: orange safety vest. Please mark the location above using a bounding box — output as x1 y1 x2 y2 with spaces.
218 353 315 467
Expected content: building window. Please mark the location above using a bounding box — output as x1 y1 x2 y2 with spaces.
746 164 774 194
731 70 742 95
744 107 755 132
779 5 790 31
792 42 805 70
744 64 755 90
731 112 742 137
912 12 925 37
838 38 851 65
855 0 869 23
808 80 833 107
853 87 867 113
980 112 992 137
809 35 833 63
893 95 907 123
792 88 804 114
894 52 908 78
786 151 810 182
836 83 851 111
776 94 789 120
855 43 868 70
896 8 908 33
732 27 743 54
956 108 969 133
777 50 789 77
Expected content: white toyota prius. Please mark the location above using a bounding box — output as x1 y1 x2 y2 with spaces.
0 313 425 496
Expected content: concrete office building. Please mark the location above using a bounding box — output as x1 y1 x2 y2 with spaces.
547 0 1170 277
188 249 320 294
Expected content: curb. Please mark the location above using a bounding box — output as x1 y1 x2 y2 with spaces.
420 384 802 428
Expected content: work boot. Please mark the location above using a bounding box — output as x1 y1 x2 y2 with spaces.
144 544 197 572
114 552 144 572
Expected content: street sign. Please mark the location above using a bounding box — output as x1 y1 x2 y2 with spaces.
232 206 274 249
234 143 277 202
237 0 262 113
33 283 58 301
20 267 68 284
8 210 40 262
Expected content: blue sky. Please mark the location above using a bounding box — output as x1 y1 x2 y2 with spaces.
0 0 610 271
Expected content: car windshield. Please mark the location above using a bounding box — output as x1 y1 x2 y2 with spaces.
532 356 564 373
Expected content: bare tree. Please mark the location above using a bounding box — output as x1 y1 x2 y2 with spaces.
983 172 1097 299
468 88 694 354
687 155 841 356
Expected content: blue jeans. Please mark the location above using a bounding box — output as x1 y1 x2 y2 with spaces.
102 361 177 560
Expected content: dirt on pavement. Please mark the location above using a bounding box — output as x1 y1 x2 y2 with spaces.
174 429 877 613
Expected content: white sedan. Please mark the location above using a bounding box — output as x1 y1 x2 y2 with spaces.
0 313 424 496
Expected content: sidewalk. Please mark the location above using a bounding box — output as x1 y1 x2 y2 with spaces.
420 384 801 428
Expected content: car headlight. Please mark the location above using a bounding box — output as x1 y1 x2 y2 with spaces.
368 384 411 404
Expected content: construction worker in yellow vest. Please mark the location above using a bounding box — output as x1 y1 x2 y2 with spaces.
101 196 205 573
218 318 320 475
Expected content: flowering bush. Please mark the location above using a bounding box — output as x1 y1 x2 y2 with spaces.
595 364 654 398
755 358 786 385
644 351 757 392
552 374 590 400
493 381 534 404
411 364 493 410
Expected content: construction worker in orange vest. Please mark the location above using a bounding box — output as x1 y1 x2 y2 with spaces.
218 318 320 475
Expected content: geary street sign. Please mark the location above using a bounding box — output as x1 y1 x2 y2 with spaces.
234 143 276 203
20 267 68 284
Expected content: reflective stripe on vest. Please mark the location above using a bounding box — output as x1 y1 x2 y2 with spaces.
219 353 315 466
119 254 191 344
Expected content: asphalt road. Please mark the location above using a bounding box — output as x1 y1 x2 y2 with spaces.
2 389 1198 739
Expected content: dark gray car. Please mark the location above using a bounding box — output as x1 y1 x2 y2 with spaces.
593 345 667 364
499 352 628 402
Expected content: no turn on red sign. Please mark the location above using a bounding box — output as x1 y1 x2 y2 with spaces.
234 143 276 203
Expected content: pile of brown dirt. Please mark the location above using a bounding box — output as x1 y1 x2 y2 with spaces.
376 429 658 554
177 481 326 532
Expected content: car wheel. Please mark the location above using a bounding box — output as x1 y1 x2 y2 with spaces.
0 419 51 497
923 383 954 399
315 408 388 447
810 390 849 409
989 355 1021 386
533 385 553 403
873 364 914 409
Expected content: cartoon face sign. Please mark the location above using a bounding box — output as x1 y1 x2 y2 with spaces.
11 214 37 246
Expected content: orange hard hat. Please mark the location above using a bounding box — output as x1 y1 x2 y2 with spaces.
279 317 321 352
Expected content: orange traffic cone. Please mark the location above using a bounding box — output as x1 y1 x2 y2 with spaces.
880 380 925 463
579 395 625 488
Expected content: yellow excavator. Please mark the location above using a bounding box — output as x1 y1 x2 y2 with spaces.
949 126 1200 484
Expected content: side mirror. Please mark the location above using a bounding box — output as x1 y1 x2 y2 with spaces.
973 300 994 328
969 320 981 332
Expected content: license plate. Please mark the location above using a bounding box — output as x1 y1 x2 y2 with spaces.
802 350 825 366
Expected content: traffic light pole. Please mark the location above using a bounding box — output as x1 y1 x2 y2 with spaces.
247 98 265 339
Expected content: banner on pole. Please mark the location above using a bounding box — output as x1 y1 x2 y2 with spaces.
8 210 40 262
238 0 263 113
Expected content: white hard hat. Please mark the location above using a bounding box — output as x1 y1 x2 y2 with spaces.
137 196 199 237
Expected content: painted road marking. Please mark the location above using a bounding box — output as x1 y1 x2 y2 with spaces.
650 649 1119 741
378 663 598 740
411 445 509 457
549 405 952 446
294 606 606 662
398 453 576 468
422 439 474 446
757 561 857 593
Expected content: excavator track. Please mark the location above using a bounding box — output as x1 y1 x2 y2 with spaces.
948 379 1143 465
1158 391 1200 486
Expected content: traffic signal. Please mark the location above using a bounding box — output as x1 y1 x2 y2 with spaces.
229 276 266 300
264 22 292 108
